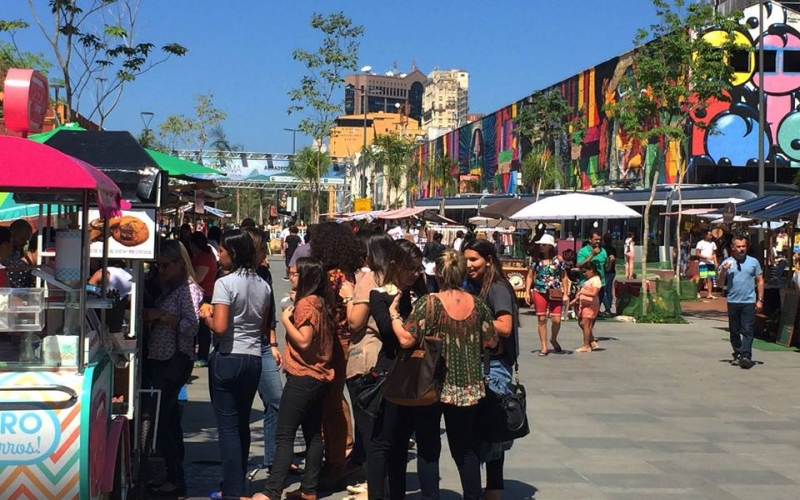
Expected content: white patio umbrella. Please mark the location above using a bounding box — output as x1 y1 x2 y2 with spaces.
510 193 641 221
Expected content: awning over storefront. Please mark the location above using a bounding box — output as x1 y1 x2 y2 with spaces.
747 195 800 220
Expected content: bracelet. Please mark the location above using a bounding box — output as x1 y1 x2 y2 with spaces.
390 314 402 320
342 296 353 304
269 342 279 347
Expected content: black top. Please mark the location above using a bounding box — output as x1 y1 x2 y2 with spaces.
284 234 302 258
467 280 518 363
256 264 277 330
423 240 446 262
603 244 618 275
370 288 414 372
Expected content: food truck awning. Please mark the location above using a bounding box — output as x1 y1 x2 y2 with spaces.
0 136 122 216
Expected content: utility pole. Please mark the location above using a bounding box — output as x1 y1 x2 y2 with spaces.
757 2 765 196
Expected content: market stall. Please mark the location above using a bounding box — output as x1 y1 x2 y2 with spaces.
0 136 133 499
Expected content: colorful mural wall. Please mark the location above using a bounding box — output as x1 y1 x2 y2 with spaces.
415 1 800 198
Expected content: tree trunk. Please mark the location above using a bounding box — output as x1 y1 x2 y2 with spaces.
641 165 660 316
674 139 689 295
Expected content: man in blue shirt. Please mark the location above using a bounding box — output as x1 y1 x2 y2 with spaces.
718 235 764 370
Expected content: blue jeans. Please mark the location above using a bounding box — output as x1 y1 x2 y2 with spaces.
602 273 616 313
727 302 755 359
262 374 330 499
257 345 283 468
208 351 262 499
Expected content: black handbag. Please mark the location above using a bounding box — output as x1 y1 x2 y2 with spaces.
381 295 443 407
478 351 529 443
355 370 386 418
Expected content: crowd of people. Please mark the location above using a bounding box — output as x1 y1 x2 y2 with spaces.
140 216 585 500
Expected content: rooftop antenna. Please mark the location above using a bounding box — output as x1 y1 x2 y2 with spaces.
410 58 417 71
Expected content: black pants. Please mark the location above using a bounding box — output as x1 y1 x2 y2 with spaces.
262 374 330 499
208 351 262 499
380 402 442 500
346 374 376 467
196 297 212 362
147 354 193 486
443 404 482 500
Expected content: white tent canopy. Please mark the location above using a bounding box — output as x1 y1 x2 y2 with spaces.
510 193 642 221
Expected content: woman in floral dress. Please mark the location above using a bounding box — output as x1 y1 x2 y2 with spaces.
525 234 569 355
389 250 497 500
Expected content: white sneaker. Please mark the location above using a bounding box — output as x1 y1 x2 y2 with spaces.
347 483 368 494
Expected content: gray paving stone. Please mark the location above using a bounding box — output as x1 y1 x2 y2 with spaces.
587 412 660 423
638 440 725 453
692 469 795 485
583 473 682 488
521 468 588 484
557 437 643 449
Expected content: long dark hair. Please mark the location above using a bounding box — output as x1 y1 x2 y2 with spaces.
463 238 516 304
384 239 427 296
294 257 336 330
190 231 212 254
220 229 255 273
365 231 394 286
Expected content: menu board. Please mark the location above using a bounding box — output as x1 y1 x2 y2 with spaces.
777 290 799 348
85 209 157 260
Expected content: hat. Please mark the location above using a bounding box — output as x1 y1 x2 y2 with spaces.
534 234 556 247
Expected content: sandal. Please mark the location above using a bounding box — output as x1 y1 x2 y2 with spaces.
575 346 592 353
538 351 548 356
551 340 562 353
590 341 600 350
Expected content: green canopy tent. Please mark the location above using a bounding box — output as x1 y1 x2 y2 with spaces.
144 148 223 177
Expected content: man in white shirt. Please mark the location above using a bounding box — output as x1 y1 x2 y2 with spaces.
453 230 465 252
696 230 718 299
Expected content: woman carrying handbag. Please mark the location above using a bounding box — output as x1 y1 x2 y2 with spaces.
462 239 520 499
389 250 497 500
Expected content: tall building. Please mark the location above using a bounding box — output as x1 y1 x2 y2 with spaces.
421 69 469 130
344 69 427 123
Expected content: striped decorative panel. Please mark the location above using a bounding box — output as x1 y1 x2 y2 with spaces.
0 371 82 500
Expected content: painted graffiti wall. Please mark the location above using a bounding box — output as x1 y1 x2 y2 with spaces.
415 1 800 198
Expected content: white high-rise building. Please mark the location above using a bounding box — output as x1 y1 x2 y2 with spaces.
421 69 469 132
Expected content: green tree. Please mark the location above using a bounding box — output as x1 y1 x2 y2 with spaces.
520 143 564 195
433 154 458 198
288 12 364 223
372 134 415 208
605 0 746 314
513 89 572 200
1 1 187 126
289 146 332 218
158 93 227 162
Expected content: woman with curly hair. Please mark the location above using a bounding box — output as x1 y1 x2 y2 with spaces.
309 221 363 487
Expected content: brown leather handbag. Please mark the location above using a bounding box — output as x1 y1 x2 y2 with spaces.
381 295 443 406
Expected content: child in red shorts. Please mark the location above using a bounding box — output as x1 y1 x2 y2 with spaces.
571 261 602 352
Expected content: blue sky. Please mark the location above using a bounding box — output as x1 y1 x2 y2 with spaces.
3 0 662 153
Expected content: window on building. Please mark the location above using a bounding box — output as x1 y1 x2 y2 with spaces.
763 49 777 72
784 49 800 73
729 49 750 73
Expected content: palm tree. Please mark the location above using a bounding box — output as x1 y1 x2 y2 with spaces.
521 143 564 201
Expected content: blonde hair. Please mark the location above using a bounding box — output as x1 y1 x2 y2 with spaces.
435 250 467 291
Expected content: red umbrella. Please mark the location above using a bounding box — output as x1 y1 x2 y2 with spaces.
0 136 122 217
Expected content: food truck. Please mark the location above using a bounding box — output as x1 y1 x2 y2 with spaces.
0 136 153 499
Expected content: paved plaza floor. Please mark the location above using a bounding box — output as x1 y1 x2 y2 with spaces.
175 258 800 499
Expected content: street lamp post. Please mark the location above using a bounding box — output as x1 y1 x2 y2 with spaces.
140 111 155 147
757 2 766 196
283 128 299 155
360 85 368 198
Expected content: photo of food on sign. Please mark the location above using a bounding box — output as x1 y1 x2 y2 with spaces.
89 215 150 246
86 209 157 259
